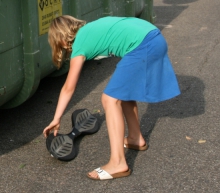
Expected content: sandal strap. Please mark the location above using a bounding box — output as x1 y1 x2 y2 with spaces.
95 168 113 180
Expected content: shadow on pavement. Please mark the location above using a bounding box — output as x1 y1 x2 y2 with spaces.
126 75 205 170
154 0 198 31
163 0 198 4
154 5 188 30
0 59 110 156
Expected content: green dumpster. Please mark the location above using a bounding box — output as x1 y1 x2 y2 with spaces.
0 0 155 109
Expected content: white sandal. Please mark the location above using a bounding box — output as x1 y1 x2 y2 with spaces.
87 167 131 180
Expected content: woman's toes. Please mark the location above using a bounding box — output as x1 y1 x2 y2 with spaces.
88 170 99 178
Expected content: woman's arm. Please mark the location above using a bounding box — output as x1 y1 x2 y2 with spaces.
43 55 85 137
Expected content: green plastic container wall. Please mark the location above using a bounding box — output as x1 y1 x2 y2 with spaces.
0 0 67 109
0 0 155 109
0 0 24 108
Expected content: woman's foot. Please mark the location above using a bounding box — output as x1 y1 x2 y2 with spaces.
87 161 129 180
124 136 148 150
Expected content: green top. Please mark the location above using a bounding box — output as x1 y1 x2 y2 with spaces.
71 17 158 60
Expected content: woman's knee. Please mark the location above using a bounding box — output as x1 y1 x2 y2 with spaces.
101 93 121 110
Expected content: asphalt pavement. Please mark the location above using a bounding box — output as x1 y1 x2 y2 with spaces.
0 0 220 192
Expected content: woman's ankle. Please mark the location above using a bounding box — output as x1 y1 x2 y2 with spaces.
105 159 129 172
124 136 146 146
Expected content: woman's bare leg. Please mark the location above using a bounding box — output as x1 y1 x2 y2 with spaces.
122 101 146 147
88 93 128 178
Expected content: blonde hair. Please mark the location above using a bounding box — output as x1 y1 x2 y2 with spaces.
48 15 86 69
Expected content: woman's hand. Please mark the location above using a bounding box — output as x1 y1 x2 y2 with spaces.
43 119 60 137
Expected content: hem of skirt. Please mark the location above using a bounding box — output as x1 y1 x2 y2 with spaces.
103 91 181 103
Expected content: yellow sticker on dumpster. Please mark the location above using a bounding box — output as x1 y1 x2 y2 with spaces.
38 0 62 35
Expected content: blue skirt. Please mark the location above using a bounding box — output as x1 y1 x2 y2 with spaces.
104 29 180 103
